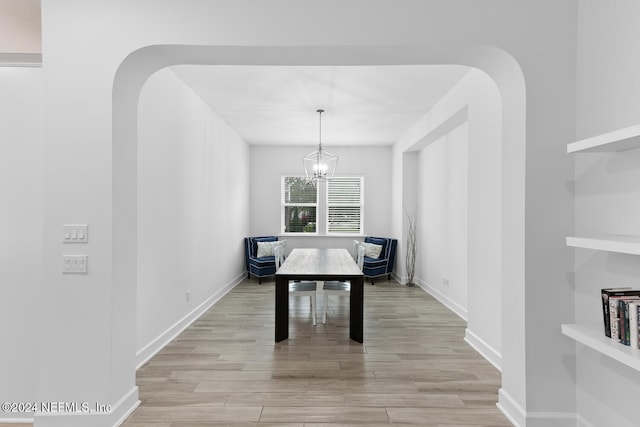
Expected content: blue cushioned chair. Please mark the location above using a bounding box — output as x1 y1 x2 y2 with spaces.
362 236 397 284
244 236 279 284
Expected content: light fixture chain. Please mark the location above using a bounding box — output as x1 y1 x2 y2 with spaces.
317 109 323 151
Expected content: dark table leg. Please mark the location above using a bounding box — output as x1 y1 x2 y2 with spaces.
350 275 364 343
275 275 289 342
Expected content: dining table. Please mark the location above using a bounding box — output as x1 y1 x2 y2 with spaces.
275 248 364 343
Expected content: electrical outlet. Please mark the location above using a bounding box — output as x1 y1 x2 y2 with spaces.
443 278 450 287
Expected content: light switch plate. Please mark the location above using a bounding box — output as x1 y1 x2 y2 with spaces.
63 224 88 243
62 255 88 274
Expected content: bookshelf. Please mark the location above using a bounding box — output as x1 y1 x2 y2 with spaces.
567 124 640 154
561 324 640 371
566 124 640 370
566 235 640 255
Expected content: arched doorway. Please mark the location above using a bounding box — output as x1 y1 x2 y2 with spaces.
112 43 526 419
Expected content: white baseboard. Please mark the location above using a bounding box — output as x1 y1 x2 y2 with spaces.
415 282 577 427
464 327 502 371
32 386 139 427
498 388 577 427
135 272 245 369
497 388 526 427
415 278 468 321
416 279 504 371
111 386 140 426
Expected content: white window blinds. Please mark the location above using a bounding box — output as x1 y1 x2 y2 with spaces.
327 177 363 234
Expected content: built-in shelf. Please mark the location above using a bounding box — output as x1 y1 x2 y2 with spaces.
567 124 640 154
566 235 640 255
567 125 640 376
562 323 640 371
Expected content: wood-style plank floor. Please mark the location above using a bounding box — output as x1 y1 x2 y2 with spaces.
121 278 511 427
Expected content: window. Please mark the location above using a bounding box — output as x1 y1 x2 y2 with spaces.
281 175 364 235
281 176 317 233
327 177 363 235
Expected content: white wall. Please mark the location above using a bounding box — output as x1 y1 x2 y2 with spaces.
573 1 640 426
136 68 250 364
394 69 502 369
33 1 577 425
417 123 469 314
250 145 392 250
0 66 42 421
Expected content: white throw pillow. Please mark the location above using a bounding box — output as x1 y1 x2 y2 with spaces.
257 241 279 257
363 242 383 259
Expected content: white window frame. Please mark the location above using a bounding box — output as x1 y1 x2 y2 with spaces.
281 175 318 235
281 175 364 236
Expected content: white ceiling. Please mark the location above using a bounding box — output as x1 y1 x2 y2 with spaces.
171 64 470 147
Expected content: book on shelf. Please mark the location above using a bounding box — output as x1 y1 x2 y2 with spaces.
630 301 640 349
601 288 640 338
619 298 640 345
610 296 639 343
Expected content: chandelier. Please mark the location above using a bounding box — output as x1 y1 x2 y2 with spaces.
303 109 338 181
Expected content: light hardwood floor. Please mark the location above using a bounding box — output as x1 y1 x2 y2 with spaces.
0 279 509 427
120 278 511 427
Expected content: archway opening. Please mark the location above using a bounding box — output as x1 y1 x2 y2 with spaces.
113 44 526 412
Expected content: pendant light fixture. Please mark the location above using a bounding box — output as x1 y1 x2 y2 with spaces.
303 109 338 181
